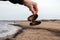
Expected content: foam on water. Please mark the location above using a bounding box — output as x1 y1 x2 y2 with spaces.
0 22 22 38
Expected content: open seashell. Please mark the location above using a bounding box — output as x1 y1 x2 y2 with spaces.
28 14 38 22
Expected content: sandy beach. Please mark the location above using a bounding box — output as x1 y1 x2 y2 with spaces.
13 20 60 40
0 20 60 40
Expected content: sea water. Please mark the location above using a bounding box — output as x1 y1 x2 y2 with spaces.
0 22 22 38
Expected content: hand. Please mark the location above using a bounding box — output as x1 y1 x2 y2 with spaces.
23 0 38 15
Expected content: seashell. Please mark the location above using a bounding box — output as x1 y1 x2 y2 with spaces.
28 14 38 22
30 21 41 26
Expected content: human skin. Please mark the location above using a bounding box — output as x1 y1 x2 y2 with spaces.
23 0 38 15
0 0 38 14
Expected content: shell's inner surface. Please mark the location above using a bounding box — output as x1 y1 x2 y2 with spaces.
30 21 41 26
28 14 38 22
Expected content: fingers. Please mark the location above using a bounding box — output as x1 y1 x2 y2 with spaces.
30 5 35 14
29 3 38 15
33 3 38 14
24 1 38 15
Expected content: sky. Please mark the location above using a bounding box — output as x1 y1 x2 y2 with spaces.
0 0 60 20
